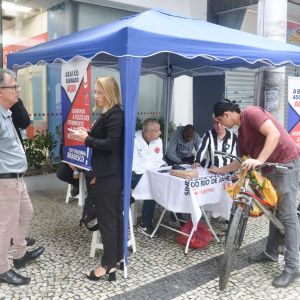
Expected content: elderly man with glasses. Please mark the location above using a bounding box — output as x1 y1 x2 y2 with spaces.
0 69 44 286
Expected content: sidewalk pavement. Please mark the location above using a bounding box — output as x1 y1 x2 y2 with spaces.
1 173 300 300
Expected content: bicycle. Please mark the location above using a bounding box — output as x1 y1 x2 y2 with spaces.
215 151 292 290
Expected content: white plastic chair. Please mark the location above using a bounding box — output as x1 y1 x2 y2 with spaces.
90 207 136 257
65 172 86 207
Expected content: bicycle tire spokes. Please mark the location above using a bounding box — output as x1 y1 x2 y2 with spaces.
219 205 245 290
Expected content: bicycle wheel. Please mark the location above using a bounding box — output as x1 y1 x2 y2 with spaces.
219 205 245 290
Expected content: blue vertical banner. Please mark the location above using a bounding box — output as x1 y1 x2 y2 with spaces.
288 76 300 147
61 58 92 170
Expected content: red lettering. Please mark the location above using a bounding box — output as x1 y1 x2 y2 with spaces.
67 84 76 93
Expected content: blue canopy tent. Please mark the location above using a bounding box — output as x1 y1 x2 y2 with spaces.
7 8 300 277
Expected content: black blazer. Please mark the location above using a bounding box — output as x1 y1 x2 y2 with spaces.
85 105 123 178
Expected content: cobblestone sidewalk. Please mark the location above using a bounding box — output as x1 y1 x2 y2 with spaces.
1 180 300 300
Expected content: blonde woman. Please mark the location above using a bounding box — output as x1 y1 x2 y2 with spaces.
72 76 123 281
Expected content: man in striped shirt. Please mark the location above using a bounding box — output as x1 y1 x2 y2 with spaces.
192 115 238 169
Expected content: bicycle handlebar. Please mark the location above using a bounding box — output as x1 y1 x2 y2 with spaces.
214 151 242 163
214 151 292 170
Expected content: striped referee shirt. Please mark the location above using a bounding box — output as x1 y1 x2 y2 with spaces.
195 129 238 168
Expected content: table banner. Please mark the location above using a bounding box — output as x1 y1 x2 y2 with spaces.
188 173 232 227
132 169 232 229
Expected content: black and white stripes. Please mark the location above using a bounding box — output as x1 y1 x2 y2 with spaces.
195 129 238 168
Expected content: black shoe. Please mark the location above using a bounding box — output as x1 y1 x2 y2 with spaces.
13 246 45 269
71 185 79 197
137 223 155 237
248 251 278 263
168 213 185 227
25 237 35 247
86 267 116 282
10 237 36 247
0 269 30 285
272 270 300 288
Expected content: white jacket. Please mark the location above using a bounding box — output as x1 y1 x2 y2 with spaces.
132 130 165 174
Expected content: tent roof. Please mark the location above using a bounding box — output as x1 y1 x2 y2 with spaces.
8 8 300 75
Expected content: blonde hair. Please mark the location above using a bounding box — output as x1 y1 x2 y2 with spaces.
94 76 121 112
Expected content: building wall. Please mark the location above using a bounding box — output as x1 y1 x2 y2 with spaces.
3 12 48 44
4 11 48 138
78 0 207 19
4 0 208 144
94 0 208 126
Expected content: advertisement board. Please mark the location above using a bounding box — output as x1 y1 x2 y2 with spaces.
288 76 300 147
61 59 92 170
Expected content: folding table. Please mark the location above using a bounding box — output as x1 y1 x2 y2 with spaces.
132 167 232 253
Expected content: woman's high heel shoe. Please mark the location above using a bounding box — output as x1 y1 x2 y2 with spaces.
86 267 116 281
107 269 116 281
118 260 124 271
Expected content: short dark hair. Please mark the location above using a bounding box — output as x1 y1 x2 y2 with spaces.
213 99 241 117
182 124 195 133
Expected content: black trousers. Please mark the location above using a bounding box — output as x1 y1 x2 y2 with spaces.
56 163 79 187
93 172 123 269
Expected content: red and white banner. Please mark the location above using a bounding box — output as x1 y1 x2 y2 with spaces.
61 58 92 170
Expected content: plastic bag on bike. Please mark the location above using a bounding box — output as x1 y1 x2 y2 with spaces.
248 170 278 211
226 169 278 217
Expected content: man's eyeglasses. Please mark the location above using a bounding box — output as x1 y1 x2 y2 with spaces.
0 85 21 92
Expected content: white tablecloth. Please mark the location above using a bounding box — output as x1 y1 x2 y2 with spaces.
132 167 232 228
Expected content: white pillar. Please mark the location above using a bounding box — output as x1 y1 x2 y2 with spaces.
256 0 287 124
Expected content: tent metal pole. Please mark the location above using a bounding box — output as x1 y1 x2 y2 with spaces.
163 54 172 152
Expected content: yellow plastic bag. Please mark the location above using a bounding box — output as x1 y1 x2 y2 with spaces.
226 169 278 217
248 170 278 208
226 169 246 199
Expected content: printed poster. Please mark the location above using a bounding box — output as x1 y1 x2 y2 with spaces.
287 21 300 46
61 58 92 170
288 76 300 147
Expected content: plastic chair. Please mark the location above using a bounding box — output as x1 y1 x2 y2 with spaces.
90 207 136 257
65 172 86 207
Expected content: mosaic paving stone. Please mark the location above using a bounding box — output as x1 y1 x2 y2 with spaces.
1 176 300 300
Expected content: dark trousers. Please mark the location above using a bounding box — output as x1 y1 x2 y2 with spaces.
132 172 156 227
266 158 300 272
141 200 156 227
56 163 79 187
93 172 123 269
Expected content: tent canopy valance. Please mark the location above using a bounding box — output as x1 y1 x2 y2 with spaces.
8 9 300 74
